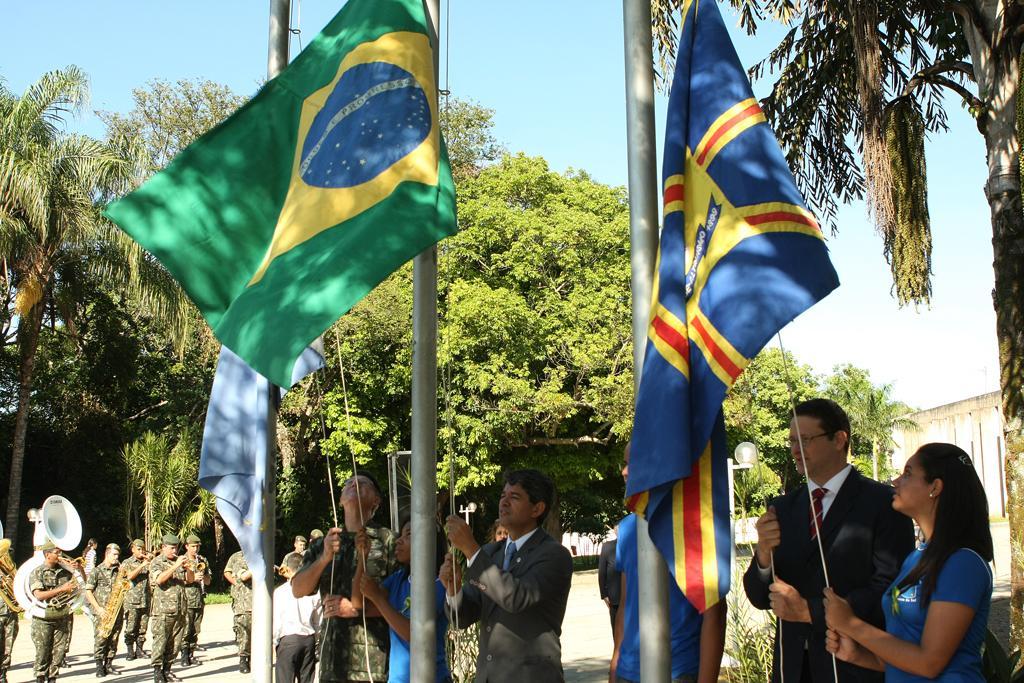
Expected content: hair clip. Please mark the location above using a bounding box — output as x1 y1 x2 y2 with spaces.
958 454 972 467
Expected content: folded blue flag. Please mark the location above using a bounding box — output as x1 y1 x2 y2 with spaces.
199 343 324 579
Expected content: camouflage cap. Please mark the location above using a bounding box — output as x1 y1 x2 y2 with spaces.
185 534 201 545
294 535 307 543
309 529 324 539
131 538 145 548
161 533 180 546
105 543 121 552
38 539 57 553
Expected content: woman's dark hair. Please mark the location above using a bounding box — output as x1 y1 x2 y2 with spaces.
897 442 992 604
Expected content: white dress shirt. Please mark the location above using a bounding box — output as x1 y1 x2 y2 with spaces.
273 581 321 646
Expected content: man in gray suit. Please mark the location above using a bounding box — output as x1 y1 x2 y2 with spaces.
441 469 574 682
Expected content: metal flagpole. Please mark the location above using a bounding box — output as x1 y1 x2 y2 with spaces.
410 1 441 680
621 1 671 680
254 2 290 681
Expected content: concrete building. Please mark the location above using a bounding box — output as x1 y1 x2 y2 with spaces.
891 391 1008 518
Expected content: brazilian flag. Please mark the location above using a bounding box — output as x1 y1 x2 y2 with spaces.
105 0 456 387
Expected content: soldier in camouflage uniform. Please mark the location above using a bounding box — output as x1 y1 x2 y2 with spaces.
148 534 193 683
29 541 77 683
0 571 19 683
224 550 252 673
121 539 151 660
178 534 210 666
84 543 124 677
292 474 397 682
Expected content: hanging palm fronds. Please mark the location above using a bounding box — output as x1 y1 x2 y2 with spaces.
884 97 932 305
849 0 895 235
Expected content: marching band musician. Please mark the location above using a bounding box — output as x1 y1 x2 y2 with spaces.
148 534 193 683
121 540 151 661
84 543 123 678
179 534 211 667
29 540 76 683
224 550 253 674
0 570 18 683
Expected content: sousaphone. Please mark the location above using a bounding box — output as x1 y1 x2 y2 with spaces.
14 495 85 617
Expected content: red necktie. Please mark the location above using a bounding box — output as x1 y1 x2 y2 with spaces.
810 487 827 539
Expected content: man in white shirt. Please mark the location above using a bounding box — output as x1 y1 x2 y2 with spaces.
274 555 320 683
441 469 573 683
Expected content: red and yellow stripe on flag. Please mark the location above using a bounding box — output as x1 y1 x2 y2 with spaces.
635 416 732 614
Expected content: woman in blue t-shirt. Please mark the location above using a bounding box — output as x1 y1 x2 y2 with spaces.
353 519 452 683
823 442 993 681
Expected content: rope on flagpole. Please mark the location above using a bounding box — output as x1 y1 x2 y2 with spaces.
776 332 839 683
333 329 376 683
312 331 375 682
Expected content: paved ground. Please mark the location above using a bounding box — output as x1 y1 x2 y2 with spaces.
5 521 1012 682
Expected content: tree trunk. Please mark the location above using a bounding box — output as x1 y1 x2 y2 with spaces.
975 24 1024 647
3 298 46 550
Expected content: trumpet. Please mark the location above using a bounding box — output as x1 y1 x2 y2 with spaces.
274 564 292 578
182 558 206 574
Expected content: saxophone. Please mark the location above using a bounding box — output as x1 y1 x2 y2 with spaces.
0 539 24 614
97 563 131 638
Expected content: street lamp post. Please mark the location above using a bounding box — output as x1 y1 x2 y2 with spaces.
459 502 478 525
728 442 759 568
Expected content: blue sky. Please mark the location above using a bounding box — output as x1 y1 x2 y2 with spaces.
1 0 1000 410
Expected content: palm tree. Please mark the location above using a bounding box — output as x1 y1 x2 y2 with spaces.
0 67 191 547
826 365 918 480
122 429 217 548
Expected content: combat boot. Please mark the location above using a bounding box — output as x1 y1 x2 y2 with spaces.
239 655 250 674
179 646 189 667
134 643 145 660
96 660 107 677
151 666 164 683
124 640 135 661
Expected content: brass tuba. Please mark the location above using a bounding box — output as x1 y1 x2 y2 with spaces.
97 563 131 638
0 522 25 614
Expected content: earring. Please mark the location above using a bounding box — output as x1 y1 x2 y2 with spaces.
929 492 934 498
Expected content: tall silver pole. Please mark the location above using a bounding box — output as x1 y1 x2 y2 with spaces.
254 2 290 681
410 2 441 681
622 1 671 681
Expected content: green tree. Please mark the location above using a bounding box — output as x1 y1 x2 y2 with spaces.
0 67 189 547
651 0 1024 642
824 364 918 481
306 154 633 537
439 99 505 180
99 78 248 177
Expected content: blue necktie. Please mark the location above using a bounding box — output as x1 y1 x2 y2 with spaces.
503 541 517 570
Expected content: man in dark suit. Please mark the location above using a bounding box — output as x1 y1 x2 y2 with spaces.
743 398 915 683
441 469 574 682
598 534 621 634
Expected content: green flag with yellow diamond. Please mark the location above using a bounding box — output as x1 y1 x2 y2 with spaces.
105 0 456 387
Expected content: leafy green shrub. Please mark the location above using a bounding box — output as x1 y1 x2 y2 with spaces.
982 628 1024 682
